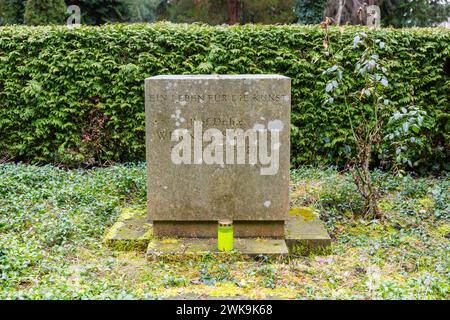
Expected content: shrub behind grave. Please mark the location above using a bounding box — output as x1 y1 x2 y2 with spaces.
0 23 448 170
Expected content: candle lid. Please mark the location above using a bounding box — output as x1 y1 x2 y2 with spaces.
218 219 233 227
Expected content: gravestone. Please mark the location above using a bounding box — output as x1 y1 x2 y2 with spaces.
145 75 291 238
104 74 331 256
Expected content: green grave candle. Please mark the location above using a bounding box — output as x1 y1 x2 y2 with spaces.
218 219 233 251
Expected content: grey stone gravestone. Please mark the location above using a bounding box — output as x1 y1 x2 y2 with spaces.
145 75 291 238
104 74 330 256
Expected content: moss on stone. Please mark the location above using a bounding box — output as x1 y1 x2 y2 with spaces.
289 206 317 221
289 241 332 256
103 207 153 251
104 238 150 251
160 238 178 244
118 207 147 221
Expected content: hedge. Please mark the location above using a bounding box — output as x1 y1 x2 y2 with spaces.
0 23 448 169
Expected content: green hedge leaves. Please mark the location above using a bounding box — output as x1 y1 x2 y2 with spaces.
0 23 448 169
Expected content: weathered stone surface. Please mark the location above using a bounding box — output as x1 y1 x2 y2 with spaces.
146 237 288 258
153 221 285 238
103 207 153 251
102 208 332 256
285 209 332 255
145 75 291 237
104 75 333 255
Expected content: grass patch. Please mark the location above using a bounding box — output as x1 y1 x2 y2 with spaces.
0 163 448 299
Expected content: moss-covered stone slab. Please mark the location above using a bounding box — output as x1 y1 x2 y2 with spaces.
104 206 331 256
146 238 288 258
285 207 331 255
103 207 153 251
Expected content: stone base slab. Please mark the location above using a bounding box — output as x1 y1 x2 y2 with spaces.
103 207 153 251
104 207 331 256
153 221 285 238
285 211 332 255
147 238 288 258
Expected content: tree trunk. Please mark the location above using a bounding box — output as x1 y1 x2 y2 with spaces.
226 0 239 25
335 0 345 25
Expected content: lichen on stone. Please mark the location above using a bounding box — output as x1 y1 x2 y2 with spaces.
289 206 317 221
103 206 153 251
